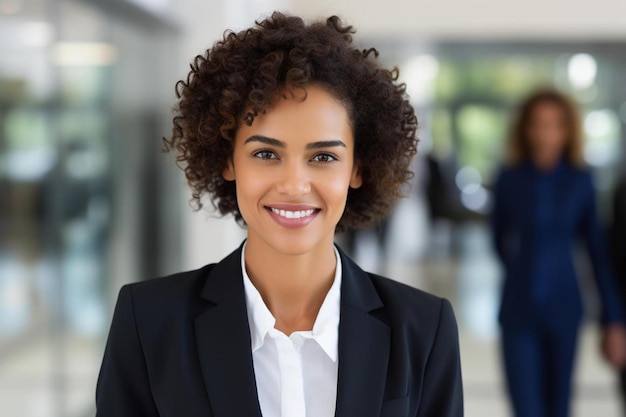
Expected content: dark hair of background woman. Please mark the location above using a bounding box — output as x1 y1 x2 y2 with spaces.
507 88 585 167
163 12 418 232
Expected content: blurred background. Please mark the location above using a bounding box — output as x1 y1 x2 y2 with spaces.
1 0 626 416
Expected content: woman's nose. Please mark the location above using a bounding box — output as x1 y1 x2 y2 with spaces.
275 161 311 196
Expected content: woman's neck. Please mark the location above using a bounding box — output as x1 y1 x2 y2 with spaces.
243 234 337 335
531 151 562 172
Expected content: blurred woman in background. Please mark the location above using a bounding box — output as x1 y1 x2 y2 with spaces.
491 88 626 417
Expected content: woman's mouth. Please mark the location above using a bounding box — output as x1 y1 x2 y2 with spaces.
265 206 320 228
269 207 316 219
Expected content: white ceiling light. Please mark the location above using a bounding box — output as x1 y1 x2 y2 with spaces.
52 42 117 66
567 53 597 90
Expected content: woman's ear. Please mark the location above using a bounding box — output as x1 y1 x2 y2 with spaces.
350 162 363 189
223 159 235 181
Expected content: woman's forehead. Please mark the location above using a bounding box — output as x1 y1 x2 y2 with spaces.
235 86 354 147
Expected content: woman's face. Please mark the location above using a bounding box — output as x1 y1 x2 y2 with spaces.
527 101 569 162
224 85 362 256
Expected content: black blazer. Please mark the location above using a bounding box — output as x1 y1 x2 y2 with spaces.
96 244 463 417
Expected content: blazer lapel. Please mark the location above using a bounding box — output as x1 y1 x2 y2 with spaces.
194 246 262 417
335 247 391 417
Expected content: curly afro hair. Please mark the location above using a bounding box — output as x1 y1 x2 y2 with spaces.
164 12 418 232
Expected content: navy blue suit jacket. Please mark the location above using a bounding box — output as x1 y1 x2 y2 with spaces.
491 160 623 329
96 244 463 417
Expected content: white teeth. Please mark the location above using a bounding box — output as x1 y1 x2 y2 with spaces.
270 208 315 219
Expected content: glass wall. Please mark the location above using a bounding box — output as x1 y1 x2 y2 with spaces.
387 42 626 220
0 1 181 416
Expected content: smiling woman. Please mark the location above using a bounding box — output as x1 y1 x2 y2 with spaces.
165 13 418 232
95 11 463 417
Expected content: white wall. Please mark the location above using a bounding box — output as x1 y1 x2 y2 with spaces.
285 0 626 40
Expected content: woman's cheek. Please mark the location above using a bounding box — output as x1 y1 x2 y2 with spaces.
322 170 352 205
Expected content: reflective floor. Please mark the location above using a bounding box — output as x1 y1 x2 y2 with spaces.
0 332 100 417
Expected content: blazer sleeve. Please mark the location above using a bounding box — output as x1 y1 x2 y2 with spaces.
612 182 626 296
96 285 159 417
416 299 463 417
579 173 624 325
490 169 510 266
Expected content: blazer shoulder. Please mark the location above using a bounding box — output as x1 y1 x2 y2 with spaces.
496 163 522 177
121 263 217 312
578 168 594 186
493 164 522 189
367 273 456 333
368 273 444 308
565 165 594 194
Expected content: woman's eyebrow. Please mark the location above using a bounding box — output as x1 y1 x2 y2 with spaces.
306 140 346 150
244 135 285 147
244 136 346 150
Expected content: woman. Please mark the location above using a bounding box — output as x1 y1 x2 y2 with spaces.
96 12 463 417
491 88 624 417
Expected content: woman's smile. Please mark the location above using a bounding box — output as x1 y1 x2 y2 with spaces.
265 204 321 229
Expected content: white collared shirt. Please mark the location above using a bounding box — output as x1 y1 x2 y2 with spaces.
241 243 341 417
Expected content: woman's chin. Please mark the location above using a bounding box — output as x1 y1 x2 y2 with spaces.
267 237 323 257
249 230 333 258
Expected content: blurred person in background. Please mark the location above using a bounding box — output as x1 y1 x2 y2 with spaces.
95 12 463 417
611 176 626 415
490 88 626 417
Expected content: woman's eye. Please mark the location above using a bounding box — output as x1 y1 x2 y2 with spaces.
311 153 337 163
253 150 277 160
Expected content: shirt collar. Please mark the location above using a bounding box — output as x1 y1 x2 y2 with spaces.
241 242 342 362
